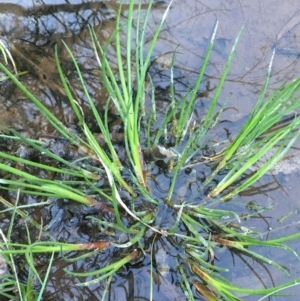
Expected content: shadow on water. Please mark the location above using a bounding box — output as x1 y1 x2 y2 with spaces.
1 0 300 300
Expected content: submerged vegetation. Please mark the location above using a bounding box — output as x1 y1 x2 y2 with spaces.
1 1 300 300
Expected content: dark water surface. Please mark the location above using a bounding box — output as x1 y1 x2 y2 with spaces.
1 0 300 300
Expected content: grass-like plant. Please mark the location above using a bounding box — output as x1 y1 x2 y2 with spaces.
1 1 300 300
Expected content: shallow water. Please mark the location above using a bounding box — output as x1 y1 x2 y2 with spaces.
1 0 300 300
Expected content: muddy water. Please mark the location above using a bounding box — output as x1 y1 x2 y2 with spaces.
1 0 300 300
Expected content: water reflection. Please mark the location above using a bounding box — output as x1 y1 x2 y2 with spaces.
0 0 300 300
